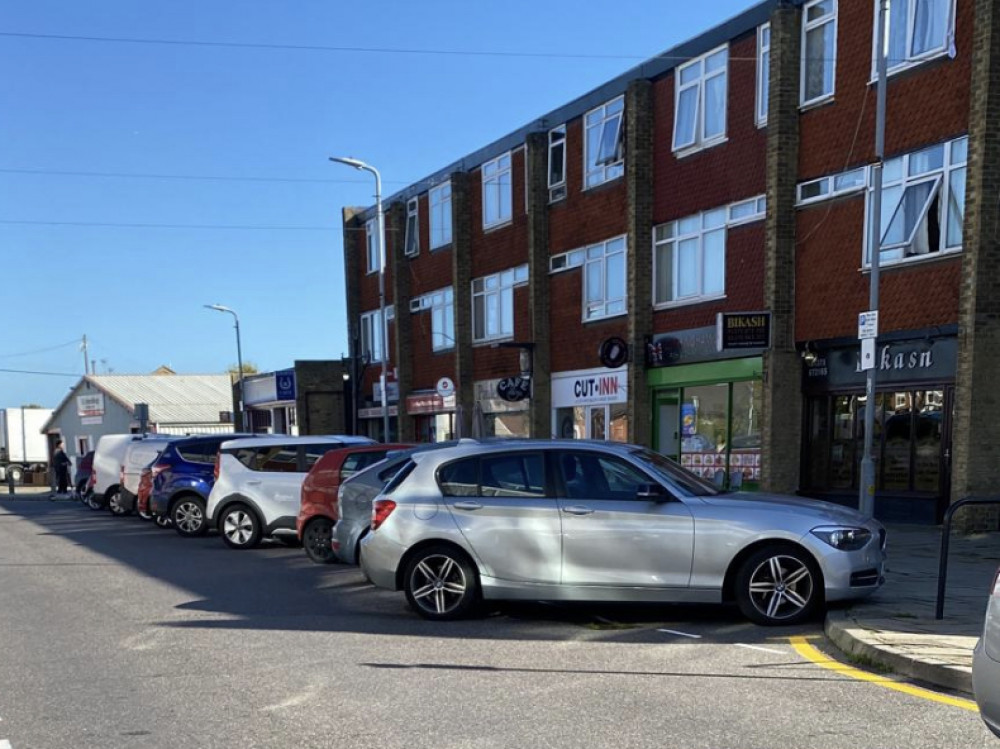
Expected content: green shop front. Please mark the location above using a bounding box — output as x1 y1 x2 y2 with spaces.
646 325 764 489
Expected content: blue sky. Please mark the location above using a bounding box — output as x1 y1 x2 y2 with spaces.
0 0 753 409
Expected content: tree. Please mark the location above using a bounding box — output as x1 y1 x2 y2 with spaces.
227 361 260 378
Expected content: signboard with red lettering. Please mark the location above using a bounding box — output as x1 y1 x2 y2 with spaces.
551 367 628 407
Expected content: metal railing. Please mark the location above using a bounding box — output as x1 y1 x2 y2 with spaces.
936 496 1000 619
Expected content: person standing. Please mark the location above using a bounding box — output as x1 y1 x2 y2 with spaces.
51 440 71 499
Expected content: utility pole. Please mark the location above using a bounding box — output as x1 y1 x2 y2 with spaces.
81 335 89 375
860 0 889 518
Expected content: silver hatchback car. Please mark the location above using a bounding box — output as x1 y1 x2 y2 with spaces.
360 439 887 624
973 568 1000 737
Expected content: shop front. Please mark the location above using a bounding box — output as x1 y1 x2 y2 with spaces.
646 325 765 489
801 330 956 524
358 380 399 442
474 379 530 438
551 367 629 441
407 391 455 443
243 369 298 435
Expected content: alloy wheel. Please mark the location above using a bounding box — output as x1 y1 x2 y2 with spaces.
108 492 126 516
746 554 814 622
223 510 255 546
174 501 203 534
408 554 469 617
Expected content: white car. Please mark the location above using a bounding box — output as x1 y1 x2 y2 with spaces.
113 436 177 517
206 435 373 550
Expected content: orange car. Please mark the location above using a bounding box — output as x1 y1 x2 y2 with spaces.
297 443 411 563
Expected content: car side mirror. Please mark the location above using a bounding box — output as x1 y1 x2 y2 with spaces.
636 483 670 502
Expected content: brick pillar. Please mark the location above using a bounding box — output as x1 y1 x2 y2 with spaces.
450 173 475 436
761 2 802 494
526 132 551 438
626 78 654 447
293 360 348 435
388 201 416 441
342 206 365 436
951 0 1000 525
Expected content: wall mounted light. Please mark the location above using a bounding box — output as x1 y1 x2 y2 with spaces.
801 342 819 366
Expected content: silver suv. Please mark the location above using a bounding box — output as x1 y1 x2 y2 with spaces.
207 435 372 550
360 439 886 624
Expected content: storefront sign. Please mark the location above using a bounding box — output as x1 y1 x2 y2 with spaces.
497 377 531 402
76 393 105 418
647 326 768 368
804 336 957 390
474 379 529 414
716 312 771 351
552 367 628 407
598 337 629 369
275 369 296 401
372 381 400 403
358 405 398 419
405 392 456 415
436 377 455 398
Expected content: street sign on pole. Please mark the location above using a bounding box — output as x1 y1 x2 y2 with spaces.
858 311 879 340
860 338 876 371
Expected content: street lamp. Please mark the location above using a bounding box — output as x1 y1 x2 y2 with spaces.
204 304 245 429
330 155 390 442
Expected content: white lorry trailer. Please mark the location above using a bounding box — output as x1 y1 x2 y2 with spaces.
0 407 53 483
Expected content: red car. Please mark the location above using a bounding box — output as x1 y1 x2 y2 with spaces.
298 443 411 563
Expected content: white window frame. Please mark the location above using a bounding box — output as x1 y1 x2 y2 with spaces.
584 97 625 189
728 195 767 226
796 166 868 205
429 181 452 250
582 236 627 321
482 152 513 230
756 24 770 127
549 248 586 274
873 0 956 77
472 265 529 344
548 125 567 202
863 136 967 267
673 44 729 155
801 0 837 107
365 218 379 274
411 287 454 352
404 197 420 257
360 308 392 362
652 209 727 308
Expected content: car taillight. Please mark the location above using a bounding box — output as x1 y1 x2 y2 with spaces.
213 452 221 480
371 499 397 531
88 470 96 488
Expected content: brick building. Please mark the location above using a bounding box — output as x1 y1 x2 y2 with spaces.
342 0 998 523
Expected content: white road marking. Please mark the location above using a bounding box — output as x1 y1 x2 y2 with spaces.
657 628 702 638
735 643 785 655
1 739 13 748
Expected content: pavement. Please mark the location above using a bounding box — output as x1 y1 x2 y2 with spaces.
2 485 995 696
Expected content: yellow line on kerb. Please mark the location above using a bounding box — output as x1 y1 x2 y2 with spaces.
788 636 979 712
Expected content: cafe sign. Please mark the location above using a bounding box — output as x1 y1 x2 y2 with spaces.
716 312 772 351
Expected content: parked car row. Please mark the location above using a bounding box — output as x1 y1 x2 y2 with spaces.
74 431 890 629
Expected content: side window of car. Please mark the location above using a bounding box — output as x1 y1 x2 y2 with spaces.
232 448 256 469
558 452 650 500
302 444 341 471
254 446 299 473
178 442 217 465
438 458 479 497
341 451 387 480
480 454 546 498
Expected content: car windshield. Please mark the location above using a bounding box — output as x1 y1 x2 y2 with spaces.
629 448 722 497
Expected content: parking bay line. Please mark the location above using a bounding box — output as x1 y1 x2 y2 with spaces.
735 643 785 655
1 739 12 749
657 629 702 639
789 636 979 712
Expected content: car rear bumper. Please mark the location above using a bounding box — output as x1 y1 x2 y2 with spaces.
359 533 405 591
975 639 1000 737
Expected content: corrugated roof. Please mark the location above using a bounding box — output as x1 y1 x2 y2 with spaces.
87 374 233 425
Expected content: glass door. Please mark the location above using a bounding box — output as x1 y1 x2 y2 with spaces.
653 389 680 459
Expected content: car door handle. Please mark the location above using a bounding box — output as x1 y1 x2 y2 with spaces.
453 501 483 511
246 480 262 486
563 505 594 516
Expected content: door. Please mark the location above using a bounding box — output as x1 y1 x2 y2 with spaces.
555 450 694 588
654 390 680 459
439 452 562 584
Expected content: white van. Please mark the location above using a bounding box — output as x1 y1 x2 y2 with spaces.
204 435 373 549
115 436 178 516
89 434 135 510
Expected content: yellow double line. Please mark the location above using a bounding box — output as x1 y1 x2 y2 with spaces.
789 636 979 712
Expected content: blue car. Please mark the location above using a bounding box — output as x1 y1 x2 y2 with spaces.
149 434 251 535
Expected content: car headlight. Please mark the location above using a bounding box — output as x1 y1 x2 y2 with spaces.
810 526 873 551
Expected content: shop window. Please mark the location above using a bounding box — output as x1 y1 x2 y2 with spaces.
483 411 529 438
554 405 627 441
679 384 729 480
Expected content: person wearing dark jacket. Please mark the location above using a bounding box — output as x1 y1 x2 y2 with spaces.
52 440 72 499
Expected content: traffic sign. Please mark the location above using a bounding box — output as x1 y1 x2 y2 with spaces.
858 311 879 340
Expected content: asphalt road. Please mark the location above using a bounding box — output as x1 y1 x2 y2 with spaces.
0 497 992 749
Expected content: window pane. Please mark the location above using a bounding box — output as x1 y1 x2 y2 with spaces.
678 215 699 235
908 144 944 175
887 0 910 65
609 403 629 443
303 444 339 469
703 228 726 296
912 0 948 56
655 243 674 303
586 261 602 304
677 238 699 297
481 454 545 498
800 180 828 201
914 390 944 492
703 207 726 229
555 407 584 439
705 48 727 72
834 168 866 192
606 251 625 305
499 171 512 221
947 166 966 247
590 408 607 440
703 74 726 139
680 384 728 481
501 287 514 335
951 137 968 164
439 458 479 497
806 397 831 489
474 295 486 340
830 395 856 490
804 21 835 101
486 292 500 336
675 87 698 148
807 0 834 22
549 141 565 186
730 380 762 484
597 113 622 164
679 61 700 85
883 393 913 491
881 179 938 249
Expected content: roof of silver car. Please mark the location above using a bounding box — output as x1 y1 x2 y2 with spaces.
409 438 640 462
219 435 375 449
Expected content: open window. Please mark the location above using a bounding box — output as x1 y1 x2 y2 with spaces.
880 176 941 256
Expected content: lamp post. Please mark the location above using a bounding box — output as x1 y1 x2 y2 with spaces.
204 304 245 429
330 156 390 442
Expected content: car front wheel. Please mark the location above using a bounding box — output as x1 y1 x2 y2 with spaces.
108 490 129 516
171 497 207 537
734 545 822 626
220 505 261 550
403 545 479 621
302 518 336 564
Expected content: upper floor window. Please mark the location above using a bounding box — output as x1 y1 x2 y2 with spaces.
482 152 512 229
404 198 419 257
410 287 454 351
548 126 567 202
584 97 624 188
429 182 452 249
472 265 528 343
867 136 967 266
802 0 837 106
360 306 394 362
653 208 726 306
674 45 728 154
877 0 955 75
365 218 379 274
583 236 627 321
756 24 770 127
